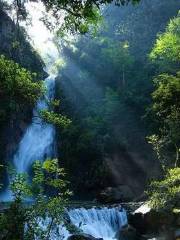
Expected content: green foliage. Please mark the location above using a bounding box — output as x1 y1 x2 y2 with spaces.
152 73 180 167
40 110 72 128
148 168 180 212
0 55 42 104
147 134 165 168
147 13 180 215
148 14 180 168
53 0 180 196
0 198 26 239
150 12 180 73
0 159 71 240
38 93 72 128
5 0 140 34
0 6 45 78
101 40 134 88
152 73 180 118
0 55 43 123
57 6 103 34
10 173 32 200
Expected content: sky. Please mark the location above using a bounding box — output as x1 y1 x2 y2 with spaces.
24 2 59 60
4 0 74 73
4 0 56 56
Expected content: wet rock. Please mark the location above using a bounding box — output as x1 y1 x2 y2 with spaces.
118 224 142 240
99 185 134 203
144 229 174 240
175 215 180 227
129 203 178 239
174 228 180 238
68 234 103 240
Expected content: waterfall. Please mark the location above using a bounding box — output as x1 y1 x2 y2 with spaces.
0 75 56 201
36 207 127 240
0 6 128 239
13 75 56 173
68 207 127 240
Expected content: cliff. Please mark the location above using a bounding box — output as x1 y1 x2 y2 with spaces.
0 7 46 189
0 7 46 79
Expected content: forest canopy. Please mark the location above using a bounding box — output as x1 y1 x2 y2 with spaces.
0 0 180 238
3 0 140 33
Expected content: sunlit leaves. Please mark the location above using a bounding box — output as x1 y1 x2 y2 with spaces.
0 55 43 111
150 13 180 73
5 0 140 34
148 73 180 168
10 173 32 200
152 73 180 118
3 159 72 239
148 14 180 168
148 168 180 212
40 110 72 128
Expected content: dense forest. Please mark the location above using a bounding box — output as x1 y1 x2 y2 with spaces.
0 0 180 239
55 0 180 200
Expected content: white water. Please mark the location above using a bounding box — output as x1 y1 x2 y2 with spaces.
0 75 56 201
1 5 128 239
13 75 56 173
35 207 127 240
68 207 127 240
0 1 59 200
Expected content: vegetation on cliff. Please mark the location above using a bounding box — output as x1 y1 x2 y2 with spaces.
54 0 180 198
0 0 179 234
3 0 140 34
147 13 180 214
148 168 180 212
0 159 71 240
0 55 43 126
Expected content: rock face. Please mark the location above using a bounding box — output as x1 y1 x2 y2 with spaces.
102 149 160 202
174 229 180 239
129 203 180 240
0 6 46 79
0 5 46 189
118 224 140 240
98 148 160 203
99 186 135 203
68 234 103 240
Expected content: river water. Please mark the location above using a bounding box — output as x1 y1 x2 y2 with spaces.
37 207 128 240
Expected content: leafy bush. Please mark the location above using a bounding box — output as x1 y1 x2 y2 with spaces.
0 159 72 240
40 110 72 128
148 168 180 212
150 12 180 73
0 55 43 123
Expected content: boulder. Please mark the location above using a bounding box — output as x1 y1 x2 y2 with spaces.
118 224 143 240
129 203 176 237
174 228 180 239
175 215 180 227
68 233 103 240
99 185 134 203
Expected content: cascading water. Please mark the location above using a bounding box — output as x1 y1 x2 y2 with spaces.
68 207 128 240
0 75 56 201
0 2 59 199
0 4 128 239
37 207 128 240
13 75 56 173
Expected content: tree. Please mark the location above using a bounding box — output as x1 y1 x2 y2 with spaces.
148 13 180 169
0 55 43 124
150 12 180 74
0 159 71 240
3 0 140 33
148 73 180 169
40 109 72 128
100 40 133 88
147 167 180 213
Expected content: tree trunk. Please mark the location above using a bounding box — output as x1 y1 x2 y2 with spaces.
174 144 179 167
